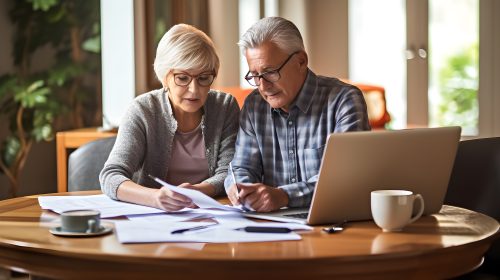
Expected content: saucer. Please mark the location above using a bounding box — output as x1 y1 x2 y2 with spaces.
49 225 113 237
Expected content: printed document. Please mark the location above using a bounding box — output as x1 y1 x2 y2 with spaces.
114 220 311 243
38 194 165 218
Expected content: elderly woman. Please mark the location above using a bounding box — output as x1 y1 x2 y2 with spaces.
99 24 239 211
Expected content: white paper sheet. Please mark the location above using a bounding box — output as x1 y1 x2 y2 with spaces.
126 211 211 222
213 215 259 228
38 194 165 218
115 220 303 243
188 208 247 219
125 209 255 228
151 177 240 212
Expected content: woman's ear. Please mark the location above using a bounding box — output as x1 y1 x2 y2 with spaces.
161 75 169 89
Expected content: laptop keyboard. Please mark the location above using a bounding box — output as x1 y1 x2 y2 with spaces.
284 212 309 219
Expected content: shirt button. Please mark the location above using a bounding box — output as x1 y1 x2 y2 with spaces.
288 121 293 125
291 178 296 183
289 150 294 154
206 149 210 153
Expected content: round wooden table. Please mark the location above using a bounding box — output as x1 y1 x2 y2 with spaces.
0 191 498 280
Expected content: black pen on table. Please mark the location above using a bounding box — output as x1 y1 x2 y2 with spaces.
240 226 291 233
229 163 252 211
171 224 215 234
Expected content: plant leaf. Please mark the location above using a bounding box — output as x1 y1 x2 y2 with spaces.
29 0 59 12
14 80 51 108
1 137 21 168
82 36 101 53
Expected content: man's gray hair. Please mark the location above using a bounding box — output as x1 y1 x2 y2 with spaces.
238 17 305 55
154 24 219 83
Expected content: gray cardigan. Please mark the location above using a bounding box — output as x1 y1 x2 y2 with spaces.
99 89 240 199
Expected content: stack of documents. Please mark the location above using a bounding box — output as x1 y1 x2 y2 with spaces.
39 180 313 243
38 194 165 218
114 215 312 243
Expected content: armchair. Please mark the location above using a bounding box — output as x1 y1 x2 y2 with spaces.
67 136 116 191
444 137 500 278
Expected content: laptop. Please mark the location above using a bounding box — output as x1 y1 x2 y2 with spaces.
242 126 461 225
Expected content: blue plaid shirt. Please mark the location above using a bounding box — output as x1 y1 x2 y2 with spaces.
225 70 371 207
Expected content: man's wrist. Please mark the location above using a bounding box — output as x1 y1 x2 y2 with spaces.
277 188 290 208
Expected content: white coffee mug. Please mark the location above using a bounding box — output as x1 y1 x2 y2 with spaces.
371 190 424 232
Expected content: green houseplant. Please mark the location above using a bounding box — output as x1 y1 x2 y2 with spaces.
0 0 100 197
436 43 479 130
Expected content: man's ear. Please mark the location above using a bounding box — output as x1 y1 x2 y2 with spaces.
297 51 308 70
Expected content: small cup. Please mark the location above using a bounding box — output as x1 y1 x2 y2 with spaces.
60 209 101 233
371 190 424 232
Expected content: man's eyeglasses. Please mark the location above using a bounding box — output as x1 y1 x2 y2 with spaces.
173 72 216 87
244 51 299 87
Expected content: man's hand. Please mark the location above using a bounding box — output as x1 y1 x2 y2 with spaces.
239 183 289 212
227 184 241 206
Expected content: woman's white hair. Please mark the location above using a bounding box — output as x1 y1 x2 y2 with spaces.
154 24 220 84
237 17 305 55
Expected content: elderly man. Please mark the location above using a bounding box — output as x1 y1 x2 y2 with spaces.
225 17 370 212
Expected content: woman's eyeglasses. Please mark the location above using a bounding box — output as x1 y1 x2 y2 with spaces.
173 72 216 87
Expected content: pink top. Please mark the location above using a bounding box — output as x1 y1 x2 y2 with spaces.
166 124 209 185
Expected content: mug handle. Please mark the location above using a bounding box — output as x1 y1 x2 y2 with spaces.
87 219 98 233
408 194 425 224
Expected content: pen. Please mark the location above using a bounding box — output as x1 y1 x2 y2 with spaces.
148 174 164 185
171 225 215 234
241 226 291 233
322 220 347 234
229 163 252 211
229 162 239 196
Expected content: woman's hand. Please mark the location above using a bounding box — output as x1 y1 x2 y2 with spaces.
152 183 196 211
117 180 218 211
152 182 217 211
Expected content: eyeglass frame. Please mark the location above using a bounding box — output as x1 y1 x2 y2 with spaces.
171 71 216 87
244 51 300 87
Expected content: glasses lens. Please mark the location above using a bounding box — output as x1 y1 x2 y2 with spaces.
245 73 257 87
174 74 192 86
249 77 259 86
262 71 280 83
197 74 215 86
